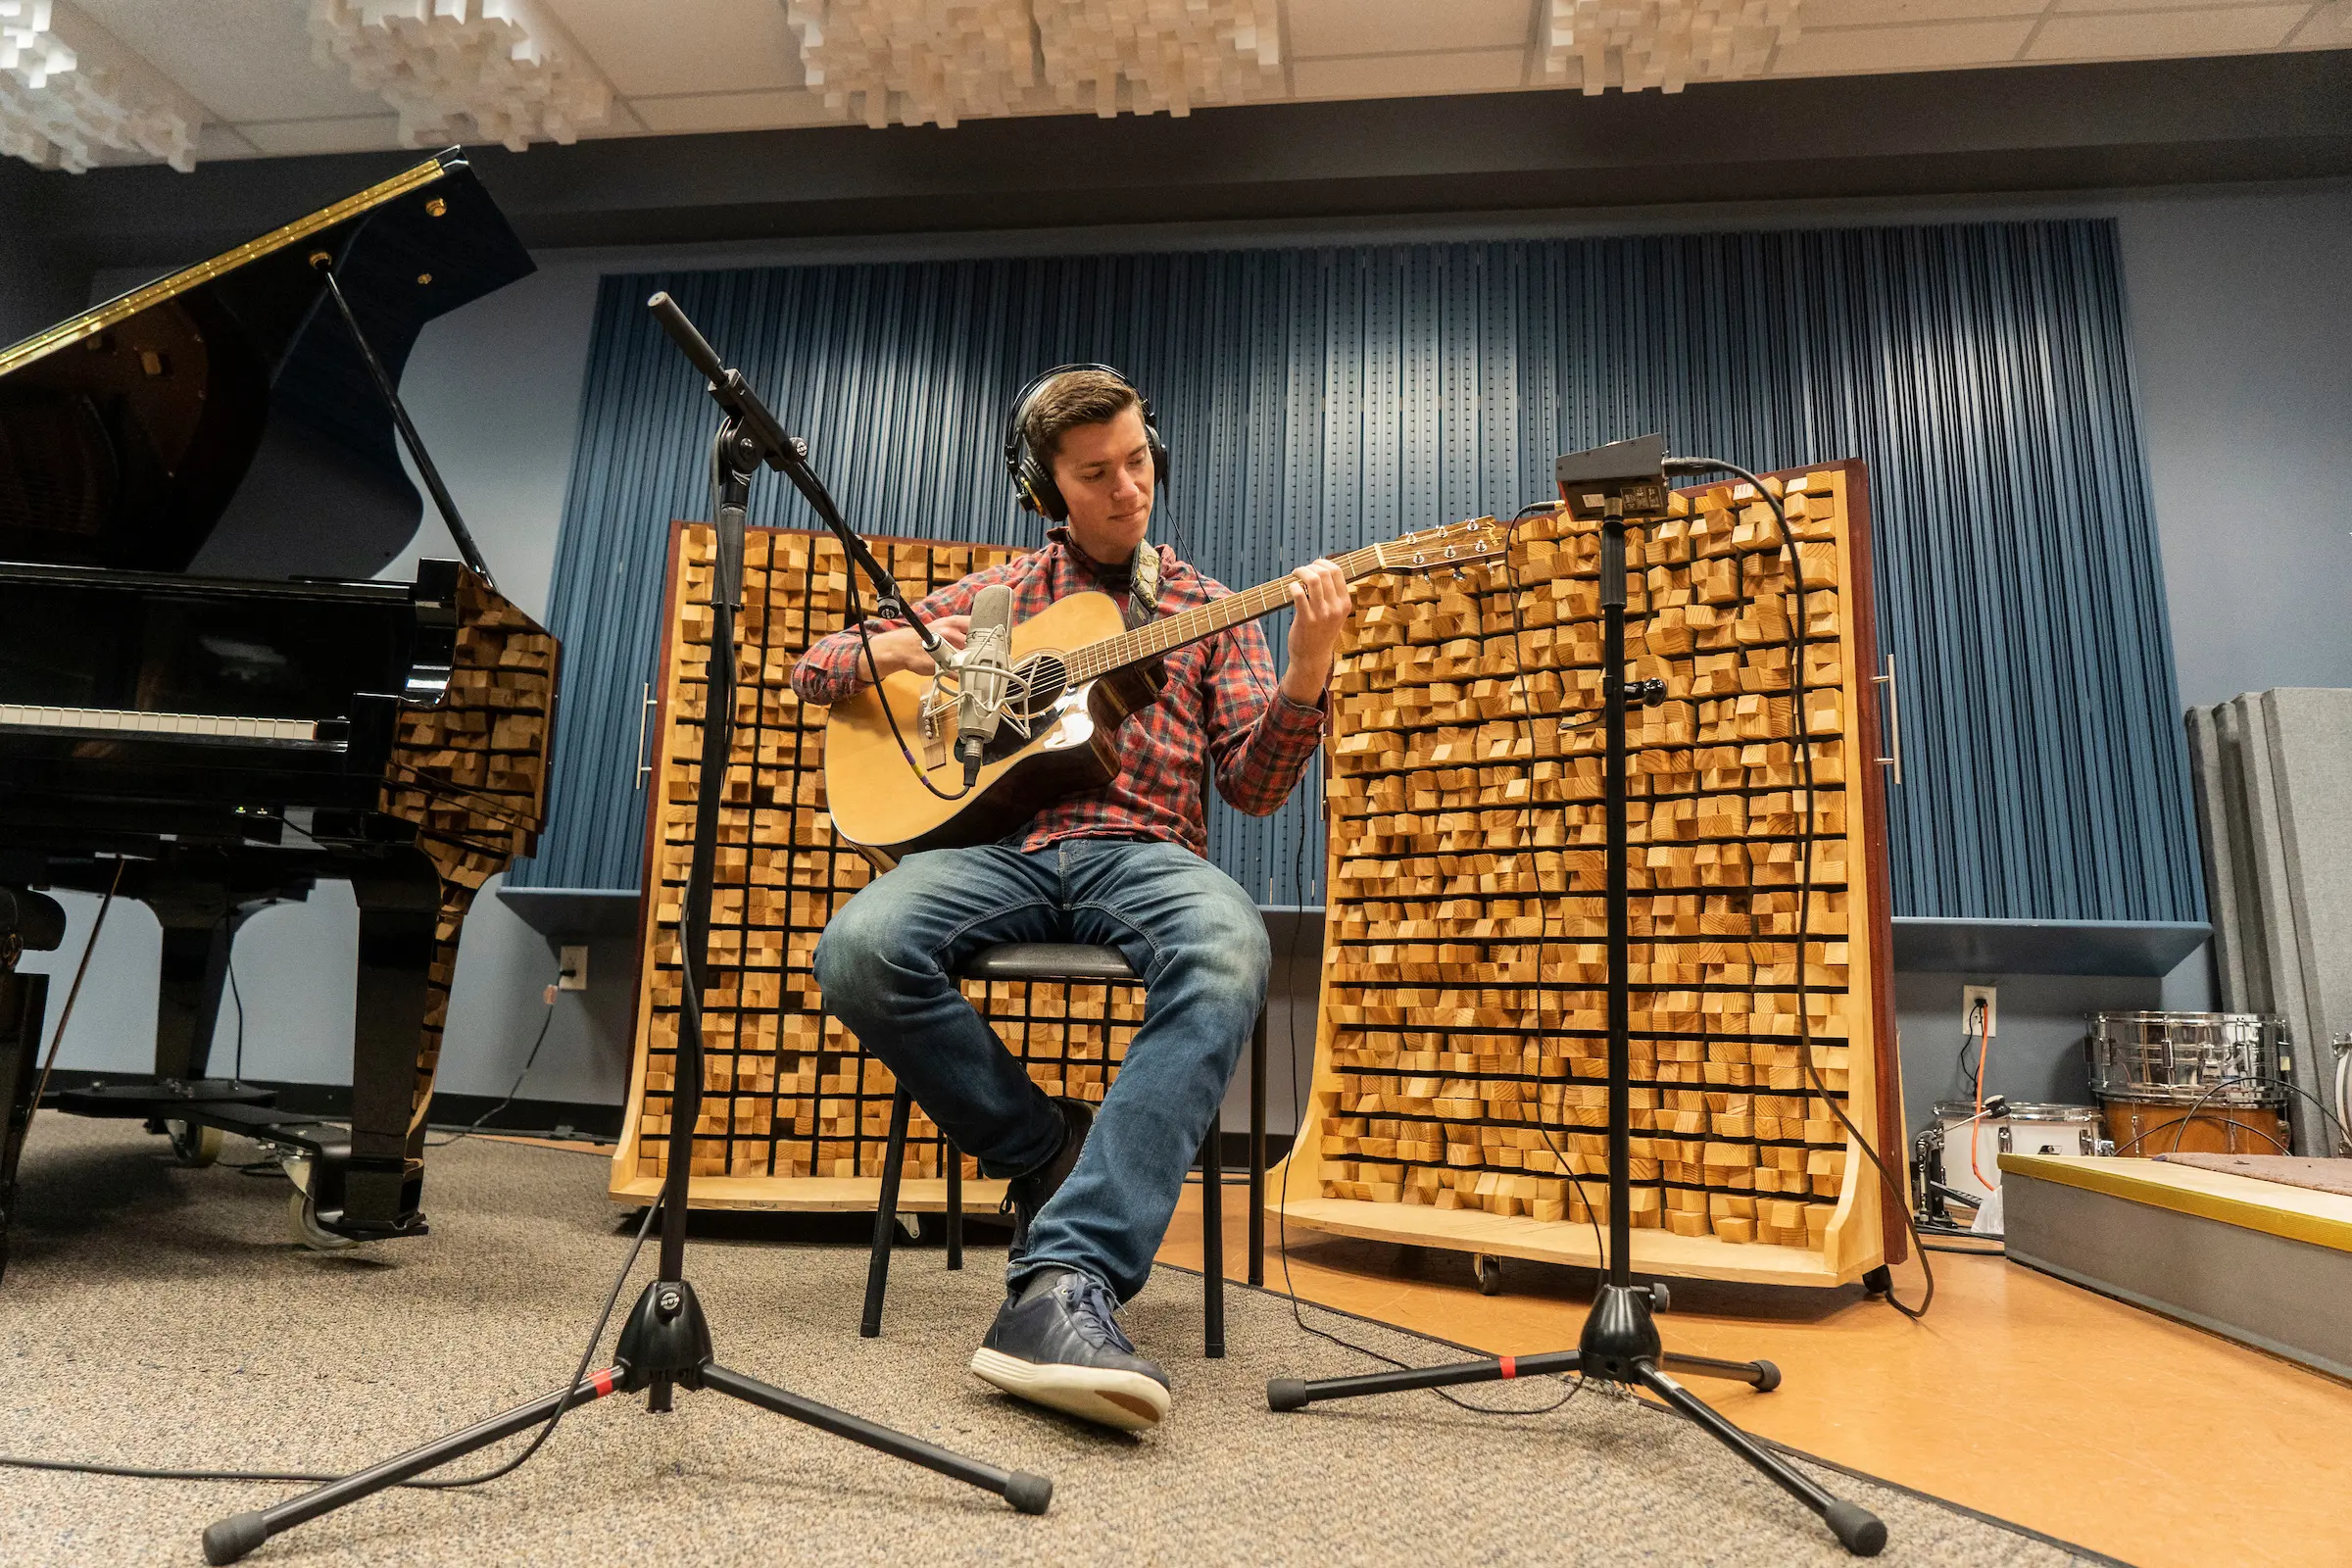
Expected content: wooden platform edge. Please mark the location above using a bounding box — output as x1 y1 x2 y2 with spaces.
1998 1153 2352 1255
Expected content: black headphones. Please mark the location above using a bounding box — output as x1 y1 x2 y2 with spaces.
1002 363 1169 523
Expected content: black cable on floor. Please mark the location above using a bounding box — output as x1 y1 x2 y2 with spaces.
427 1001 561 1149
0 1197 661 1491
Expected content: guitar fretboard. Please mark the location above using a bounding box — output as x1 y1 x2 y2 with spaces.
1062 539 1397 685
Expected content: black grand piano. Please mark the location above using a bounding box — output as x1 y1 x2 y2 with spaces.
0 152 559 1272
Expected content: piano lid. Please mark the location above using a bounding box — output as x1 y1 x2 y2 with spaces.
0 150 533 580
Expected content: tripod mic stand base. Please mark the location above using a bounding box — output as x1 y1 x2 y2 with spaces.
202 1276 1050 1563
1266 1284 1882 1557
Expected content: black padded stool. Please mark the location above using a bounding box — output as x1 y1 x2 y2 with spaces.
858 941 1268 1358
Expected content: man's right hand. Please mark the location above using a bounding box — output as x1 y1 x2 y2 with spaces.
859 614 970 685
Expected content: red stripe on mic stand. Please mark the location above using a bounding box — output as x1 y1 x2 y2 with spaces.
1498 1355 1517 1379
591 1368 617 1397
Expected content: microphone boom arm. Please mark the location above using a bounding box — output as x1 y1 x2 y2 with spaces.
647 291 942 654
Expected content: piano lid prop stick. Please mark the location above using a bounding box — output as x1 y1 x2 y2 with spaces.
309 252 498 593
28 857 124 1117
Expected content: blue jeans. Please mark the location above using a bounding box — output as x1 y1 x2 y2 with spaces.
814 837 1270 1304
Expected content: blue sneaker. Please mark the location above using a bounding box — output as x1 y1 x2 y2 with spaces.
970 1266 1172 1431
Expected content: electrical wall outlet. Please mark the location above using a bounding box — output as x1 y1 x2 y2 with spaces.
559 945 589 991
1962 984 1996 1037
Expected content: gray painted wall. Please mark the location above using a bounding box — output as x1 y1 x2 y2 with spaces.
0 169 87 349
22 177 2345 1150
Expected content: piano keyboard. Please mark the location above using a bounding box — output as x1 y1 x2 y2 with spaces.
0 704 346 750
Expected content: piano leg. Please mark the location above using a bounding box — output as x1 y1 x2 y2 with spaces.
311 865 440 1243
0 970 49 1284
149 894 232 1084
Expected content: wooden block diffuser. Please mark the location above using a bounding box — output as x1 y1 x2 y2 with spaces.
611 525 1147 1214
1269 463 1901 1288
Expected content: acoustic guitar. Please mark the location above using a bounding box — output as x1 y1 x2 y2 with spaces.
823 517 1507 865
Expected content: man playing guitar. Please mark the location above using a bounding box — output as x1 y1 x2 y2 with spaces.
798 367 1348 1432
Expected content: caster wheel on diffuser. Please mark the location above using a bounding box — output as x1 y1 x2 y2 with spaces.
1473 1252 1503 1296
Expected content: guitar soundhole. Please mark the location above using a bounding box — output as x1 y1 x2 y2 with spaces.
1009 654 1068 722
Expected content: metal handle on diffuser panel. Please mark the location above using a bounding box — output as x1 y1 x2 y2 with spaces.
1872 654 1901 785
635 682 655 790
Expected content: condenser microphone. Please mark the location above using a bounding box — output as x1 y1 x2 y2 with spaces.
956 584 1014 787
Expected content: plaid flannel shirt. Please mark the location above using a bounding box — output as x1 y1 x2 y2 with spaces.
793 534 1326 857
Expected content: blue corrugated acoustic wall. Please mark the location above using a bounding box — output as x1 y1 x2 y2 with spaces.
514 223 2202 925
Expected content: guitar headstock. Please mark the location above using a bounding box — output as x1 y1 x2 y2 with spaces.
1378 516 1509 577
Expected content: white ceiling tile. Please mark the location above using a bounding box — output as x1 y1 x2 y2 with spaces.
1292 48 1527 100
628 89 849 135
2027 5 2306 51
1801 0 2045 23
236 115 406 158
543 0 805 97
1771 19 2035 74
73 0 389 122
193 122 264 161
1288 0 1536 56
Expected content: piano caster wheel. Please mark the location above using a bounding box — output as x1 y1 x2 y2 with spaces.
1473 1253 1503 1296
166 1120 223 1167
288 1189 362 1252
279 1156 361 1252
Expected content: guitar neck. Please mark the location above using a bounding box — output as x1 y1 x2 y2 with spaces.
1062 540 1394 686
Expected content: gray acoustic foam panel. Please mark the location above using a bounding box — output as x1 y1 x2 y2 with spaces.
2184 689 2352 1154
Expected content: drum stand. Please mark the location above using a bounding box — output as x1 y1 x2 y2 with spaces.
201 297 1048 1565
1264 445 1886 1558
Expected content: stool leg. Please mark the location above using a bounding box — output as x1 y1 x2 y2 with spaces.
1200 1110 1224 1359
861 1087 913 1339
1249 1005 1267 1288
945 1138 963 1271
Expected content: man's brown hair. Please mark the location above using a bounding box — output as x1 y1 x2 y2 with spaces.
1022 369 1142 468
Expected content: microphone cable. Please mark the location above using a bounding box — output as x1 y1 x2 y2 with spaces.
1271 749 1586 1417
1269 523 1591 1417
841 563 973 805
1667 458 1936 1322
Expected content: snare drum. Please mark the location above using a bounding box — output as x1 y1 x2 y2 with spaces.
2087 1011 2293 1156
2086 1011 2290 1105
1933 1101 2103 1206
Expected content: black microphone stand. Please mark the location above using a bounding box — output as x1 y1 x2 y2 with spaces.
199 296 1047 1567
1264 438 1886 1557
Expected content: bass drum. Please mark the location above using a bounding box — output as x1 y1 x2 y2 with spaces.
2098 1099 2290 1158
1933 1101 2103 1207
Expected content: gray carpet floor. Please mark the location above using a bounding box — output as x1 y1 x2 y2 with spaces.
0 1115 2096 1567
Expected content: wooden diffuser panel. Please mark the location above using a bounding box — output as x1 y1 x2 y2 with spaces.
611 523 1146 1212
1269 463 1900 1287
381 569 557 1128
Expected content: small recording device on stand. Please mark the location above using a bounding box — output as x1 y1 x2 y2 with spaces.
199 295 1049 1565
1264 435 1888 1558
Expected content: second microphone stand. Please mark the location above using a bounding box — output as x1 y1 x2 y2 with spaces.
1264 450 1886 1558
199 295 1045 1566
